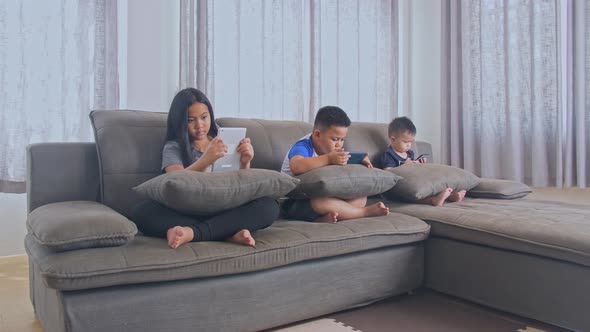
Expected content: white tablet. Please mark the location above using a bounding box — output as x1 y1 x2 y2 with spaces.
211 127 247 172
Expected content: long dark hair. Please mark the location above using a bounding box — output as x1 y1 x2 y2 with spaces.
166 88 218 167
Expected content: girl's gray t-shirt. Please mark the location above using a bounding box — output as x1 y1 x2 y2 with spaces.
161 140 209 171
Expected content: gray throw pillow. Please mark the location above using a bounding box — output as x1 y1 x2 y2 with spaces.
133 169 299 215
287 165 401 200
467 178 531 199
384 164 480 201
27 201 137 252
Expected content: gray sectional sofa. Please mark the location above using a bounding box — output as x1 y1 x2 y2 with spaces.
25 110 590 332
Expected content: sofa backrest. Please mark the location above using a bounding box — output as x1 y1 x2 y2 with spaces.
89 110 433 217
90 110 168 217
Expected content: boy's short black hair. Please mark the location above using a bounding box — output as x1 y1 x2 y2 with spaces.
314 106 351 130
388 116 416 136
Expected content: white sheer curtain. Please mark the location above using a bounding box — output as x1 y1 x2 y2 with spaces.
0 0 118 193
441 0 562 186
564 0 590 187
180 0 398 123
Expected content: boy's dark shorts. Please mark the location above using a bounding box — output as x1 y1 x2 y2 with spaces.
281 198 320 222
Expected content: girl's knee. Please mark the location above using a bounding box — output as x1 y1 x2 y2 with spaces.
251 196 280 224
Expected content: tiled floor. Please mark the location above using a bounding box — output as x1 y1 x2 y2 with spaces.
0 187 588 332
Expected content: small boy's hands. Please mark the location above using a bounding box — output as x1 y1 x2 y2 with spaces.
417 157 427 164
237 137 254 166
361 156 373 168
402 159 419 166
327 150 350 165
203 137 228 163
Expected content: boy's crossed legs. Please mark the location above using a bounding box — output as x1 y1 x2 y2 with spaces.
311 196 389 223
416 188 466 207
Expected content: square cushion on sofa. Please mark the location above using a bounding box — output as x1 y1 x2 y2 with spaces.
467 178 532 199
27 201 137 252
384 164 480 201
288 165 401 200
134 169 299 215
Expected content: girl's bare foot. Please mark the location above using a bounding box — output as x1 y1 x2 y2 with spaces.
430 188 453 206
315 212 339 223
227 229 256 247
448 190 466 202
364 202 390 217
166 226 194 249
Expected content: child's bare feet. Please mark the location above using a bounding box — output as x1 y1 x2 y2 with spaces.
448 190 466 203
315 212 339 223
166 226 194 249
430 188 453 206
364 202 390 217
227 229 256 247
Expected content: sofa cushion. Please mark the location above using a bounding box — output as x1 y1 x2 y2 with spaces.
134 169 299 215
384 164 480 201
467 178 532 199
386 198 590 267
27 201 137 252
25 212 430 290
288 165 401 200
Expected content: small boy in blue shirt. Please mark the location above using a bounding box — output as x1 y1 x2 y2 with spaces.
281 106 390 222
381 116 466 206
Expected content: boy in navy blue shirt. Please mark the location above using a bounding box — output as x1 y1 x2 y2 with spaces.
281 106 390 222
381 116 466 206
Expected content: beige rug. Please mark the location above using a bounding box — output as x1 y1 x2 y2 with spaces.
271 290 571 332
275 319 360 332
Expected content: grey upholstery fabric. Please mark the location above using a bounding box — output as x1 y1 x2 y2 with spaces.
31 263 67 332
384 164 480 201
27 201 137 251
288 165 401 200
426 237 590 332
386 198 590 267
32 245 424 332
134 169 299 215
26 213 429 290
90 110 169 217
27 143 100 213
467 178 532 199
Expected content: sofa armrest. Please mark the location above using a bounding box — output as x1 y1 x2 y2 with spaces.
27 143 100 213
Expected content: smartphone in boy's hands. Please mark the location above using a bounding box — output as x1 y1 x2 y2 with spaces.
413 153 429 163
347 152 368 164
